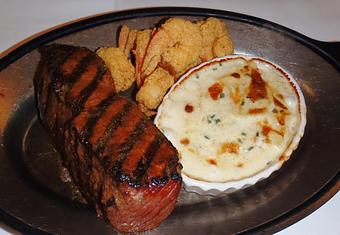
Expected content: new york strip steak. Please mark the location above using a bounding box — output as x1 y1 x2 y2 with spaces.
34 44 182 233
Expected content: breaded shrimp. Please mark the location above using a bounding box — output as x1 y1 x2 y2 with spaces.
140 18 202 81
112 17 234 115
198 17 234 61
136 67 174 110
96 47 135 92
138 103 157 117
133 29 152 87
118 25 137 56
140 29 172 82
160 18 202 78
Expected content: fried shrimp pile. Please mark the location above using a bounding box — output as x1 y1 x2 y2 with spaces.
98 17 234 115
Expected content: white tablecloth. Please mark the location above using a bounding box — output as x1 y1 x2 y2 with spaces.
0 0 339 234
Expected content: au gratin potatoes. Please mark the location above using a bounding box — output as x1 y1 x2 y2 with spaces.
155 57 306 184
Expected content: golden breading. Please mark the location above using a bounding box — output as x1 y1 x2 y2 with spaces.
111 17 234 114
160 46 201 78
118 25 137 56
96 47 135 92
138 103 157 117
133 29 152 87
198 17 234 61
213 34 234 57
125 29 137 56
141 29 172 80
136 67 174 110
141 18 202 81
160 18 202 78
118 25 129 50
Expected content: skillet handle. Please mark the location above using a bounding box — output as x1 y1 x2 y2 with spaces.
312 41 340 63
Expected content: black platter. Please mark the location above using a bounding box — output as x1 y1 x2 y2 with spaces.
0 7 339 234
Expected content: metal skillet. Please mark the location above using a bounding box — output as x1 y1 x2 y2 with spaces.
0 7 339 234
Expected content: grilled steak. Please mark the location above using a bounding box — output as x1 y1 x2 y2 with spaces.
34 44 182 233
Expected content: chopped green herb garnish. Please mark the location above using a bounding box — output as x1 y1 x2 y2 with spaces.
241 132 247 136
256 132 259 137
207 114 221 125
212 67 218 71
272 108 278 113
219 63 222 67
237 138 242 143
280 110 284 113
248 146 254 151
220 93 225 98
241 100 245 106
204 135 210 139
196 74 199 79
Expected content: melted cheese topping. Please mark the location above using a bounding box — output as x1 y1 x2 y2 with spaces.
155 57 304 183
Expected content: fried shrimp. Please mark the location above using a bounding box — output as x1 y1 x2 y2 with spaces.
133 29 153 87
141 18 202 82
101 17 234 114
198 17 234 61
158 18 202 78
118 25 137 56
140 29 172 83
136 67 174 110
96 47 135 92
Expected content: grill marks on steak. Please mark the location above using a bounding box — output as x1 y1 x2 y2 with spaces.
34 44 182 233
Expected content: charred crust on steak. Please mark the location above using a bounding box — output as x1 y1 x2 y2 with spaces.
34 44 182 232
35 44 182 188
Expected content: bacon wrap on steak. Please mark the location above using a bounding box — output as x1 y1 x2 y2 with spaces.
33 44 182 233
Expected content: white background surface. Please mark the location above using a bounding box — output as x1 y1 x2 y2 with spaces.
0 0 339 234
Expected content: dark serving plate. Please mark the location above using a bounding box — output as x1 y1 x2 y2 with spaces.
0 7 339 235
